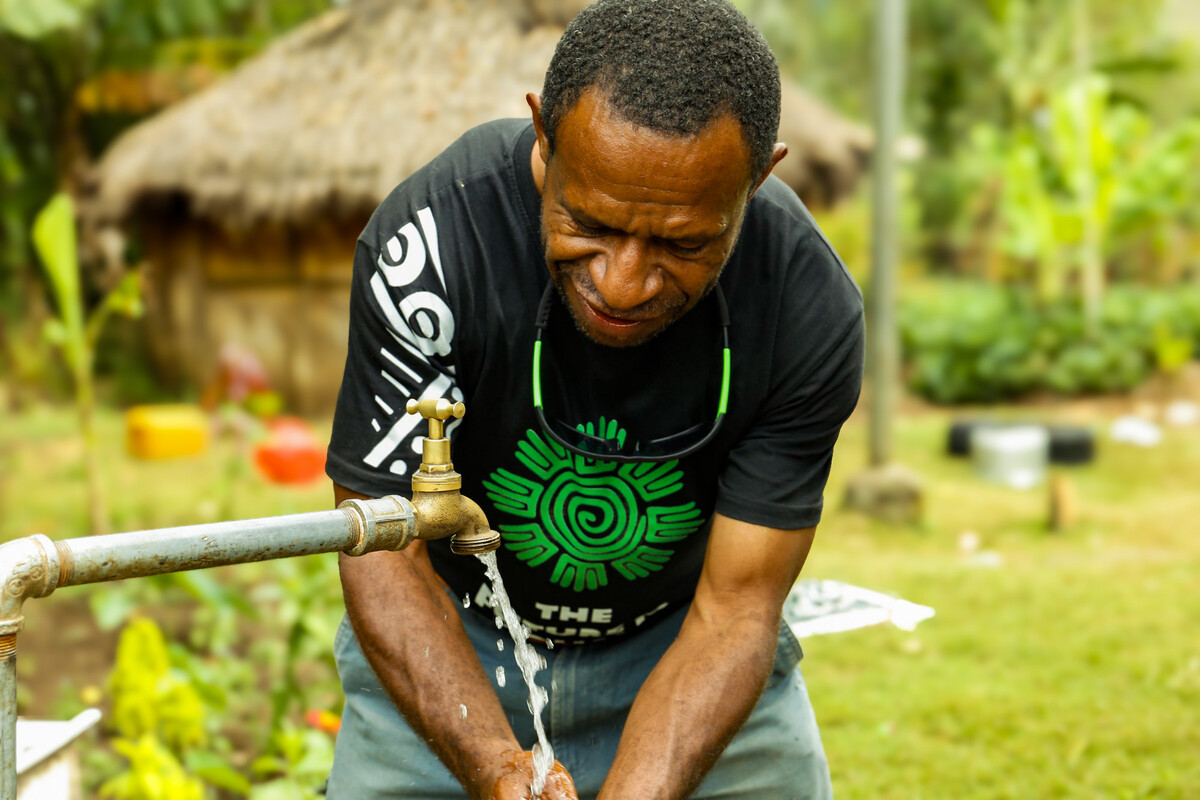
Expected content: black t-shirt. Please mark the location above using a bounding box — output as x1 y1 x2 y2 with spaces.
327 119 864 644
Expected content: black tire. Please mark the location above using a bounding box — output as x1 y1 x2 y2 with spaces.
1048 425 1095 465
946 418 999 457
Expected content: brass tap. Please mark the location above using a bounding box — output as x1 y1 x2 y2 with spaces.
403 398 501 555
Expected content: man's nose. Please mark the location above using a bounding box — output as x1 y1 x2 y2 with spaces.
591 238 662 311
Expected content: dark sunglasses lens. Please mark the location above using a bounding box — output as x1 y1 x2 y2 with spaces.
548 420 621 456
548 418 708 459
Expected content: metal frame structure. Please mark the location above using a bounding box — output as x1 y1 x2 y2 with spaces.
0 495 420 798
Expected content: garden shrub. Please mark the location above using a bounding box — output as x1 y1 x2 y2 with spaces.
900 282 1200 403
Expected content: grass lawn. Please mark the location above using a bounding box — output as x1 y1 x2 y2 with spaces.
2 396 1198 797
808 402 1200 799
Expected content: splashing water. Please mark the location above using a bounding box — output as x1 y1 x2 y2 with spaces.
495 665 506 687
478 551 554 798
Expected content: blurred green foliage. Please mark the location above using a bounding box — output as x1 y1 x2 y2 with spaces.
743 0 1200 403
101 617 216 799
737 0 1200 284
247 724 335 800
0 0 332 375
91 555 342 797
952 75 1200 313
901 282 1200 402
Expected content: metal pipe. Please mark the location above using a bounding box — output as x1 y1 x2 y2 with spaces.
62 510 365 586
0 494 417 799
0 636 15 799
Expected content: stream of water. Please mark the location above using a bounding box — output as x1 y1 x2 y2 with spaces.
477 551 554 798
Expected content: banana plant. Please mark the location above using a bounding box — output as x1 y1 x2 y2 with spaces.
32 192 141 535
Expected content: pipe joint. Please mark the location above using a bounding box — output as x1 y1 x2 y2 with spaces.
339 495 416 556
0 535 62 637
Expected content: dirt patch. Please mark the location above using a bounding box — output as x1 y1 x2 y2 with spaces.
16 593 118 719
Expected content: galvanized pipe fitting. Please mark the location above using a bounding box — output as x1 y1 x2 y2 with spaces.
0 535 62 638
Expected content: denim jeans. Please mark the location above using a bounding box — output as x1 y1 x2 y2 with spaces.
326 601 832 799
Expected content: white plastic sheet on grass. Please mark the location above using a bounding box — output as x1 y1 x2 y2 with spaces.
784 580 935 638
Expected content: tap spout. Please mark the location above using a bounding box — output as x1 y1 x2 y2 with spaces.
448 494 502 556
408 490 501 555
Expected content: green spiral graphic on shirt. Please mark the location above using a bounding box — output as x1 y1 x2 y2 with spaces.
482 418 704 592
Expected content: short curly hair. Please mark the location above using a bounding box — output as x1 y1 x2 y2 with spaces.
540 0 782 179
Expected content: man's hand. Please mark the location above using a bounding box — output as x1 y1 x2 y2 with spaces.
489 749 579 800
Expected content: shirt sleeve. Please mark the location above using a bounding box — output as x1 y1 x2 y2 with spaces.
714 232 865 530
325 206 465 498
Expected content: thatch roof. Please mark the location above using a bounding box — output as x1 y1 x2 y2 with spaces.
90 0 869 231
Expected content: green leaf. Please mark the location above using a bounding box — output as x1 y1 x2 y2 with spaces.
42 317 67 347
186 750 252 795
0 0 85 39
249 754 285 777
172 570 258 617
32 193 85 366
89 585 142 631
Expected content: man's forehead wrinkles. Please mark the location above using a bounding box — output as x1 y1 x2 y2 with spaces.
567 153 708 196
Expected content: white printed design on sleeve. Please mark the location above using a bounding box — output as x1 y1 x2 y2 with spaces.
362 207 463 476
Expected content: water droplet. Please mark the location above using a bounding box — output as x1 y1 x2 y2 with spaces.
463 593 471 608
424 646 429 658
459 704 468 719
546 638 554 650
495 666 506 688
497 638 505 652
495 615 504 629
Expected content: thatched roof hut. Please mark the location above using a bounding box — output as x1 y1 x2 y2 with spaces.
89 0 870 413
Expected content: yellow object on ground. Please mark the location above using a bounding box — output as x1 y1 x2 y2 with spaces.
125 405 210 459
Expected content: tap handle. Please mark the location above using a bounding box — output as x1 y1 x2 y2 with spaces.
405 398 465 441
406 398 466 421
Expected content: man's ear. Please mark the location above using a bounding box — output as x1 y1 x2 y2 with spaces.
748 142 788 199
527 92 550 166
526 93 549 194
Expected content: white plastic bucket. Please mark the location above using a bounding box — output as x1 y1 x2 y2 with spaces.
970 425 1049 489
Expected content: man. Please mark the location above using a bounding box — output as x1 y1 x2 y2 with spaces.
324 0 863 797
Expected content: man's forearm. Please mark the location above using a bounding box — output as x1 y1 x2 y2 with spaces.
596 611 781 800
340 545 520 797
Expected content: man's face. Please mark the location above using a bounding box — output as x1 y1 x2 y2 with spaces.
531 90 760 348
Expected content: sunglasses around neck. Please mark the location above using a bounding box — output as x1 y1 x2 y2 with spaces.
531 281 731 464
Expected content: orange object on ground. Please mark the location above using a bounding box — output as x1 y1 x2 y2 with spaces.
253 417 326 485
125 405 210 460
304 709 342 735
